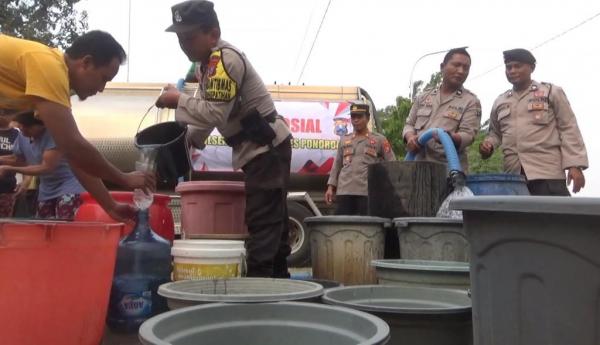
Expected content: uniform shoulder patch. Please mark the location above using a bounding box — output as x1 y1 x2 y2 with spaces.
205 49 238 102
383 138 392 153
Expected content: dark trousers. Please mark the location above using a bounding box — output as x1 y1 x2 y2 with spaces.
527 179 570 196
334 195 368 215
12 189 38 218
242 137 292 278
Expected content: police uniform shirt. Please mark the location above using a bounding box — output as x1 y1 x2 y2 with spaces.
175 39 291 170
402 87 482 172
327 132 396 196
486 80 588 180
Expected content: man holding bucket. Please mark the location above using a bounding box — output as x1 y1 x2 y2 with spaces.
0 31 155 221
479 49 588 195
156 0 293 278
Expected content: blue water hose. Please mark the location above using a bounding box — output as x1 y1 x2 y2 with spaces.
404 128 462 174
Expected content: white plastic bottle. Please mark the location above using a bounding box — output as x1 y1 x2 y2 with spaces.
133 149 156 210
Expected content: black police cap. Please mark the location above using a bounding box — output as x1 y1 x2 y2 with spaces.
350 104 370 117
503 48 536 66
165 0 219 33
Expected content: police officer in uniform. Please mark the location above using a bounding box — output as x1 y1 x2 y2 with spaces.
325 103 396 215
403 48 482 172
156 0 293 278
480 49 588 195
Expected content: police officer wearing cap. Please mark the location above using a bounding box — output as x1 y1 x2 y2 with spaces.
325 103 396 215
403 48 482 172
480 49 588 195
156 0 293 278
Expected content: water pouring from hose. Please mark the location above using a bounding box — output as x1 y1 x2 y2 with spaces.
404 127 473 218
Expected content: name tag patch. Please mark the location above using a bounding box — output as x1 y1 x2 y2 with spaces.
205 50 237 102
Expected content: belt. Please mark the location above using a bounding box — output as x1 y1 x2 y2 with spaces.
225 110 279 147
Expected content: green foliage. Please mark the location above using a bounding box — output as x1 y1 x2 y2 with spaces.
377 95 412 159
379 71 504 171
0 0 88 48
380 72 443 160
467 131 504 173
411 72 442 101
425 72 442 90
411 80 423 101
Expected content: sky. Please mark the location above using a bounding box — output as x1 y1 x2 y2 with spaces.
77 0 600 196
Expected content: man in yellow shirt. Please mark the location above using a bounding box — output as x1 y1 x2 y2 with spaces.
0 31 154 221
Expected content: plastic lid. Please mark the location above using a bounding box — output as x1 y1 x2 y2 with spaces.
173 239 245 247
80 191 171 203
158 278 324 303
466 173 526 182
371 259 469 272
176 181 245 193
393 217 462 228
451 196 600 216
304 215 392 227
323 285 471 315
172 239 245 258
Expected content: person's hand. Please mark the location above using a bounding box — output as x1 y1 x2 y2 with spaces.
405 133 421 153
567 167 585 193
479 140 494 159
155 84 181 109
123 171 156 193
325 185 336 205
106 202 138 225
14 182 28 198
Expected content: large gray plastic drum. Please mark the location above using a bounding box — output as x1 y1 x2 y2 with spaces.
139 301 390 345
372 259 470 290
394 217 468 261
304 216 391 285
323 285 472 345
158 278 323 309
452 196 600 345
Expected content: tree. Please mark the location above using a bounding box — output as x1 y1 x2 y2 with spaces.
425 72 442 90
380 72 442 159
0 0 88 48
412 72 442 100
467 128 504 174
378 95 412 159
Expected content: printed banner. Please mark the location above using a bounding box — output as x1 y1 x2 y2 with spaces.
191 101 354 175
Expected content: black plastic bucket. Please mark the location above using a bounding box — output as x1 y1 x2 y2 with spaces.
135 122 190 183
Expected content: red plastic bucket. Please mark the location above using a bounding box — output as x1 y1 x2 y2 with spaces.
0 220 123 345
176 181 247 239
74 192 174 241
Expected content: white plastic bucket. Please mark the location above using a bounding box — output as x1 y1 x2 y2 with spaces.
171 240 246 280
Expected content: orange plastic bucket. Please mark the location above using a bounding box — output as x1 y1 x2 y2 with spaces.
75 191 174 241
0 220 123 345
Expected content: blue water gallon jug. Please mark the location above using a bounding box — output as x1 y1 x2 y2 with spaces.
107 209 172 333
466 173 530 196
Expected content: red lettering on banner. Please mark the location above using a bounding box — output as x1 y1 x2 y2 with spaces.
283 117 322 134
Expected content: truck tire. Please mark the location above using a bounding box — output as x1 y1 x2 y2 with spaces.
287 201 313 267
